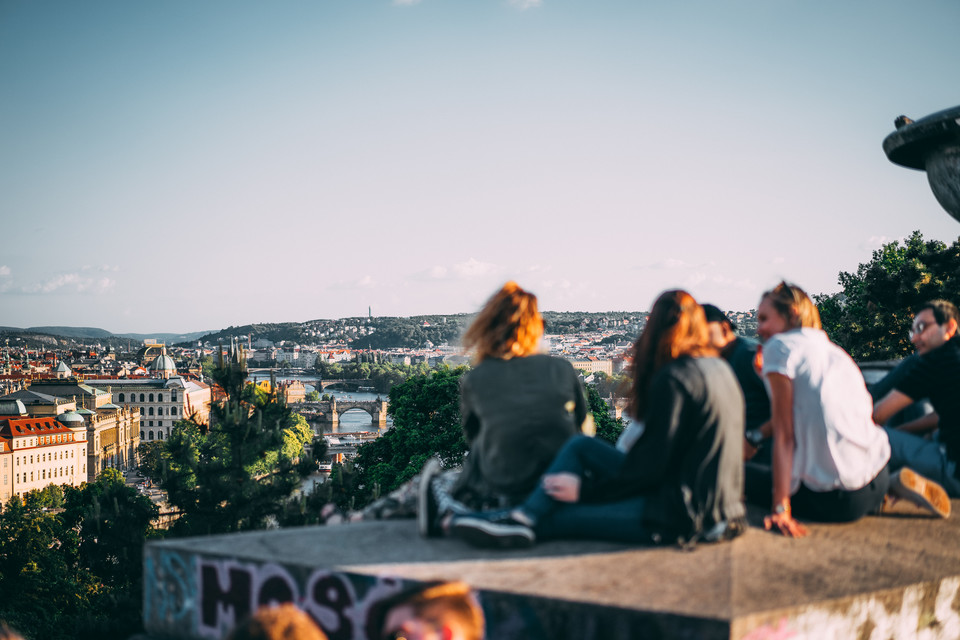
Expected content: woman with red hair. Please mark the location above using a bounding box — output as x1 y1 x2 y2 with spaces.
419 281 590 536
452 289 747 547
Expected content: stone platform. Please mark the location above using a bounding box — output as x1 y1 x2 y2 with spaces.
143 500 960 639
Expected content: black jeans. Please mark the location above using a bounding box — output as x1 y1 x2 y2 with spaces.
745 463 889 523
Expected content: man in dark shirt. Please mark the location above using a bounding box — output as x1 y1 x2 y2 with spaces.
874 300 960 496
703 304 771 457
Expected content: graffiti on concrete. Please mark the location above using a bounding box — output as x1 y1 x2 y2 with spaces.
144 548 404 639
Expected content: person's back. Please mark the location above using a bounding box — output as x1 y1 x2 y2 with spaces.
628 355 745 541
457 354 585 501
763 327 889 492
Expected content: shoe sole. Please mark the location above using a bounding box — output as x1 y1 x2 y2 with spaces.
895 468 951 518
452 517 535 549
418 459 441 537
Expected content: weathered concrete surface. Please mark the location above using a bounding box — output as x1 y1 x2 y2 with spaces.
144 500 960 639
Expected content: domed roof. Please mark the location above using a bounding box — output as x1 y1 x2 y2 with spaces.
151 354 177 372
58 411 85 423
55 361 72 373
0 399 27 416
100 403 120 410
76 407 95 415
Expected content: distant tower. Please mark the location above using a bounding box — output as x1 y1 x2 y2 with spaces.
369 306 372 319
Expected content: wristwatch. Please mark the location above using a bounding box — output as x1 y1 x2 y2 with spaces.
745 429 764 448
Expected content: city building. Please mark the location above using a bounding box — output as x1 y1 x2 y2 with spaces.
0 410 88 505
86 376 211 443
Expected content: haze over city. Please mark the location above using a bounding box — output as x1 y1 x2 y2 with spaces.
2 0 958 334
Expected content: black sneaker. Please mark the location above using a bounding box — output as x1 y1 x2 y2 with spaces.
452 514 535 549
417 458 442 537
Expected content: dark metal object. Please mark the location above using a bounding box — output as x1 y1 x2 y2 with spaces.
883 105 960 222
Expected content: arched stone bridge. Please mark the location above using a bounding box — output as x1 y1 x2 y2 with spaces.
297 398 388 430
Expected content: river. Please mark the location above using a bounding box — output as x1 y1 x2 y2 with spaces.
246 372 393 434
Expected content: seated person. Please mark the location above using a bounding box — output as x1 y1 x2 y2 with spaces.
702 303 771 458
873 300 960 497
367 581 484 640
747 283 949 539
418 281 590 536
451 290 747 548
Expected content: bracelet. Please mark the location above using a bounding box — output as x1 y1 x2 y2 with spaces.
773 499 790 516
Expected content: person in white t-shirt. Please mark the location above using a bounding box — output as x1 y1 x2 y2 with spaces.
747 282 950 538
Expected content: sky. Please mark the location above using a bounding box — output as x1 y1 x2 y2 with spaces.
1 0 959 334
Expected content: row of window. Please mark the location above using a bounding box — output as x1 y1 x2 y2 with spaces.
140 406 179 417
16 450 79 465
118 391 178 403
16 466 74 483
142 430 166 441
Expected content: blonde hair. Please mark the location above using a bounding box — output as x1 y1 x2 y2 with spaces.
462 281 543 362
761 281 821 330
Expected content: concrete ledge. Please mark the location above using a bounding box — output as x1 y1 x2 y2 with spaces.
143 501 960 639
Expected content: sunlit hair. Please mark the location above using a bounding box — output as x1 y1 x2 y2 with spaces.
461 281 543 362
916 299 960 327
629 290 710 420
761 281 821 330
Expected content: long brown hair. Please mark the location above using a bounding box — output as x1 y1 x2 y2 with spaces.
629 289 710 420
761 281 821 330
461 281 543 362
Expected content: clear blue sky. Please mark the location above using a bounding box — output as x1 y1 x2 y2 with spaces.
2 0 958 333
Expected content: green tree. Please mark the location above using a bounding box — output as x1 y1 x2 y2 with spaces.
137 440 165 479
817 231 960 360
305 390 321 401
160 349 318 535
586 384 625 445
345 367 468 509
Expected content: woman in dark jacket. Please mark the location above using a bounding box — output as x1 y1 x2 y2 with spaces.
452 290 747 548
419 281 589 535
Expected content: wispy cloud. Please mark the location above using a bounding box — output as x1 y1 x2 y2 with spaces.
414 258 502 282
18 272 116 295
858 235 892 252
453 258 499 278
0 265 10 277
393 0 422 5
508 0 542 9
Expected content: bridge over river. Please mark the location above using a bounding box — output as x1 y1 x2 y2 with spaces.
296 398 388 431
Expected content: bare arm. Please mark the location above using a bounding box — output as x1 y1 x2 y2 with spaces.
873 389 915 427
764 373 808 538
891 411 939 436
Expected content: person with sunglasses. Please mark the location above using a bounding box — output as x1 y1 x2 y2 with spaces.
874 300 960 498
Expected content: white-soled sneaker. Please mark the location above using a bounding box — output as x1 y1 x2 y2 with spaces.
890 467 951 518
452 515 535 549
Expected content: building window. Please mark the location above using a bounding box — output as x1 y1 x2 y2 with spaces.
119 393 125 402
149 393 154 402
148 431 154 440
140 431 144 440
158 431 164 440
171 407 177 416
140 393 145 402
149 407 154 416
158 393 163 402
172 391 178 401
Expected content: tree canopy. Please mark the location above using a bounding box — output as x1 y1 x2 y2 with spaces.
159 353 319 535
817 231 960 361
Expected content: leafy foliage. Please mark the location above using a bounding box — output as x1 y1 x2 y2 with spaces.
586 384 625 445
817 231 960 361
159 354 318 535
0 472 159 640
338 367 469 510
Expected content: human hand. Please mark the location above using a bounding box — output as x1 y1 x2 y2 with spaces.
763 511 808 538
542 473 581 503
743 440 758 461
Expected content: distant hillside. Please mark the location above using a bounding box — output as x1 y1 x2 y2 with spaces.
27 326 113 339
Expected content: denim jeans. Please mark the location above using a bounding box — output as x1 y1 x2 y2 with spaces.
885 427 960 497
519 435 650 543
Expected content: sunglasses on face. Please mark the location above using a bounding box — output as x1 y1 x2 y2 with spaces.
909 321 934 338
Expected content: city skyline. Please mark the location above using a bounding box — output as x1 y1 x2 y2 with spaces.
2 0 959 334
